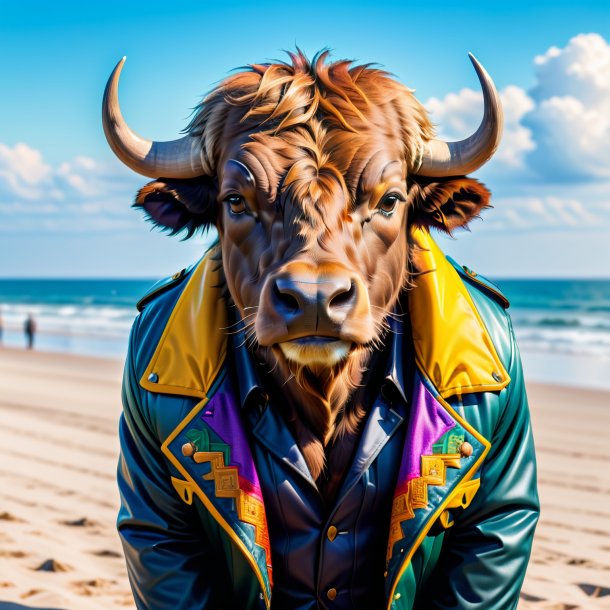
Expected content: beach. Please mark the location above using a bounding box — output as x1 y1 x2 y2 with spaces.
0 347 609 609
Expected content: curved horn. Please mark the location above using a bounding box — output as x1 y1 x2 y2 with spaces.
102 57 207 179
415 53 504 177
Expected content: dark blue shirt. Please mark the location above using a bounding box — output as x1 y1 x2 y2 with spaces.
233 318 411 609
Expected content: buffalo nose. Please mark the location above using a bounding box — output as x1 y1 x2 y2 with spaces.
273 274 357 324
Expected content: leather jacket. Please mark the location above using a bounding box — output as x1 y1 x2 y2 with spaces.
117 228 539 609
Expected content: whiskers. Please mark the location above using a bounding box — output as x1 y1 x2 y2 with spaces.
219 305 261 350
235 321 259 349
371 304 406 324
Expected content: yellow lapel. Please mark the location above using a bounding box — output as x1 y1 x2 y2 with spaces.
408 226 510 398
384 227 508 607
140 247 227 399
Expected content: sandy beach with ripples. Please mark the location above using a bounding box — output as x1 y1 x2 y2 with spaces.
0 347 609 609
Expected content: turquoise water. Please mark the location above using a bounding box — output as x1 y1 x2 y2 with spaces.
1 278 609 389
0 279 152 359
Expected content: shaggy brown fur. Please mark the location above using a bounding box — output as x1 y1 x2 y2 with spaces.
187 50 435 185
135 50 492 490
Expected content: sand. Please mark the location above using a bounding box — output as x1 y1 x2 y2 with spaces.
0 347 609 609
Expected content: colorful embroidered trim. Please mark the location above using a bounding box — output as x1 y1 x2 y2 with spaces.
432 427 465 455
184 425 272 580
194 450 271 561
387 452 462 561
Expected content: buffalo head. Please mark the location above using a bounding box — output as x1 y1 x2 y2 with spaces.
103 51 502 480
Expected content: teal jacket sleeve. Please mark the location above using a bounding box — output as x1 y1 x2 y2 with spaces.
417 319 540 610
117 315 224 609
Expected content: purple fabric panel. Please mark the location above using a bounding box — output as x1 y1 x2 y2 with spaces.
396 374 456 485
199 391 260 489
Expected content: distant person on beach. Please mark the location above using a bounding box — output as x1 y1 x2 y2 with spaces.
24 314 36 349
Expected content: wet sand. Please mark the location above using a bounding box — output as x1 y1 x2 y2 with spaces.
0 347 608 609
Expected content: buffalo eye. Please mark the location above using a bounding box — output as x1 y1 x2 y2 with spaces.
224 194 248 215
377 192 404 217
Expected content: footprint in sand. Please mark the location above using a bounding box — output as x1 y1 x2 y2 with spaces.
20 588 44 599
0 511 25 523
91 549 122 558
578 583 610 598
71 578 119 597
520 591 545 602
0 550 28 558
60 516 97 527
34 558 72 572
567 557 593 567
520 591 580 610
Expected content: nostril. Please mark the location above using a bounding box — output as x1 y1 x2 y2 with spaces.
329 281 356 310
273 282 301 314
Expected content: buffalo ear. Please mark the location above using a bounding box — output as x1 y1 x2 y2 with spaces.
134 176 217 238
408 176 491 234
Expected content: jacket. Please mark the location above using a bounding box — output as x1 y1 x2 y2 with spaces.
117 227 539 609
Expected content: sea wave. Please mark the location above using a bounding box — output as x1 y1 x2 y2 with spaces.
510 313 610 332
0 302 136 340
2 284 610 361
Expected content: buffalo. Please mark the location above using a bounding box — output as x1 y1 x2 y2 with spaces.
105 51 538 610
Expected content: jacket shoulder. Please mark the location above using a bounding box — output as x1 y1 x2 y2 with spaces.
446 256 510 310
136 266 194 312
128 262 200 382
446 256 515 378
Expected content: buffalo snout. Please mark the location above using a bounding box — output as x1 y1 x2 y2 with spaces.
255 262 371 353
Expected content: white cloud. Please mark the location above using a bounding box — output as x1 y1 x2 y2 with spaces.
532 33 610 104
425 85 536 172
0 142 142 233
525 33 610 180
0 143 53 199
483 185 608 232
425 33 610 183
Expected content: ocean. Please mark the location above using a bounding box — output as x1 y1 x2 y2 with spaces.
1 277 609 390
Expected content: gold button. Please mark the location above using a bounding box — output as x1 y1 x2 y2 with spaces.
181 442 195 457
460 441 474 458
327 525 338 541
327 588 337 600
394 592 401 600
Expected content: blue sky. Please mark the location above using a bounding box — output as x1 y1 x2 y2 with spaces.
1 0 610 277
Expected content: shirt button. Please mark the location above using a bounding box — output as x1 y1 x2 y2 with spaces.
327 525 338 541
327 588 337 600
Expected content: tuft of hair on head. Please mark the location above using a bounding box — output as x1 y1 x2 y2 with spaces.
186 48 434 175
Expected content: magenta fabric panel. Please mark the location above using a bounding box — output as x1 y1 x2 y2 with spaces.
396 373 456 487
199 390 261 494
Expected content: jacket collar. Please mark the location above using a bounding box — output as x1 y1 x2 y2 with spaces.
231 309 411 413
408 227 509 397
140 245 227 399
140 229 509 401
